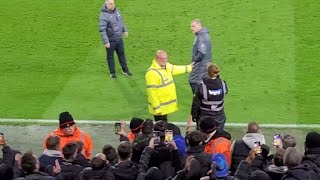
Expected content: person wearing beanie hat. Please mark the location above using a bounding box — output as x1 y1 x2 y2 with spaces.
129 117 144 133
124 117 145 142
43 111 93 159
301 132 320 174
211 153 229 178
199 116 232 166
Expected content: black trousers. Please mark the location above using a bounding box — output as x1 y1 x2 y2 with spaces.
154 115 168 122
106 38 129 74
190 83 198 94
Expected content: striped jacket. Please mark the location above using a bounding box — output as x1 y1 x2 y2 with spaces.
145 59 192 115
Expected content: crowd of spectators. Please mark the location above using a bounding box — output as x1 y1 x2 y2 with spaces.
1 112 320 180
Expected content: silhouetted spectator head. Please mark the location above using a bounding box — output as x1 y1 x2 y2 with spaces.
167 123 181 136
21 152 39 174
62 142 78 160
187 130 205 147
130 117 144 133
46 135 60 150
142 119 154 135
145 167 164 180
305 131 320 149
91 153 106 170
247 122 260 133
281 133 296 149
102 145 117 162
75 141 84 154
283 147 302 169
199 116 216 134
117 141 132 161
250 170 271 180
59 111 76 136
154 120 167 132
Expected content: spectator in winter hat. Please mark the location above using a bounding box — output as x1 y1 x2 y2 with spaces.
43 111 93 159
301 131 320 176
199 116 232 166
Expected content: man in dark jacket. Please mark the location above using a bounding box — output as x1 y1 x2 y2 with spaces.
99 0 131 79
231 122 269 175
109 141 139 180
82 153 111 180
301 132 320 177
185 130 211 177
282 147 318 180
15 152 55 180
0 141 14 180
103 145 118 166
38 135 63 174
189 19 212 94
58 142 84 180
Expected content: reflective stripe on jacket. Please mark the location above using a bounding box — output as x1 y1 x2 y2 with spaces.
43 127 93 159
145 59 192 115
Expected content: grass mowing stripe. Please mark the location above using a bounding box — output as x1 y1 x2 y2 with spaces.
295 0 320 124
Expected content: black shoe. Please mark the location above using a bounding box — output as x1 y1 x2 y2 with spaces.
110 73 117 79
122 71 132 77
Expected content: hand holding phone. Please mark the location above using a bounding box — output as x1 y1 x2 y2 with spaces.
253 141 262 154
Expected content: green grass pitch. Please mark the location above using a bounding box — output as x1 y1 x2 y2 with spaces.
0 0 319 124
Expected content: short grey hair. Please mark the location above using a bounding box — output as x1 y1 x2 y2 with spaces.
191 19 202 26
283 147 302 168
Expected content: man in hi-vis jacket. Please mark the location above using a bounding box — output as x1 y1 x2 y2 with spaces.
145 50 193 122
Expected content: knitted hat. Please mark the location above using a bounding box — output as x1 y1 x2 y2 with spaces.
211 153 229 178
199 116 216 133
305 132 320 148
59 112 75 128
129 117 144 133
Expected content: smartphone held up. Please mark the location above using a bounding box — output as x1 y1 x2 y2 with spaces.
114 123 121 135
253 141 262 154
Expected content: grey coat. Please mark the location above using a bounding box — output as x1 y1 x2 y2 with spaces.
99 5 128 44
189 28 212 84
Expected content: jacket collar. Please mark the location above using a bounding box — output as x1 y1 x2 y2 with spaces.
42 149 62 157
151 59 166 70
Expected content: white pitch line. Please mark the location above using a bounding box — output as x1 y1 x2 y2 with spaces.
0 118 320 128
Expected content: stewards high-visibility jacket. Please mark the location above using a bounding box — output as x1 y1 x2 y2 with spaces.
145 59 192 115
43 126 93 159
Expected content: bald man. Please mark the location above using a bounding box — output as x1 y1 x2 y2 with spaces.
145 50 193 121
